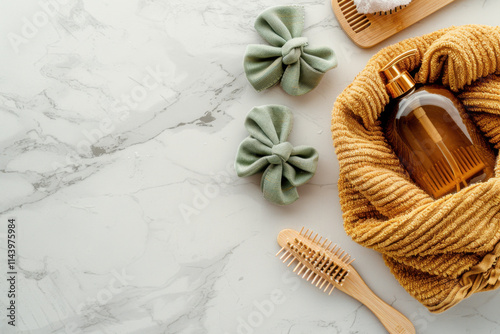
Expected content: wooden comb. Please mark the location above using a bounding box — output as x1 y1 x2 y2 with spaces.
277 228 415 334
413 106 486 198
421 146 486 198
331 0 455 48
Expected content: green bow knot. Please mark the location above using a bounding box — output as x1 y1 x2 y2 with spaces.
235 105 319 205
282 37 308 65
243 5 337 96
269 142 294 164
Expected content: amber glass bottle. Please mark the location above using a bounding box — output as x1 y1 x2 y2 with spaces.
381 50 495 199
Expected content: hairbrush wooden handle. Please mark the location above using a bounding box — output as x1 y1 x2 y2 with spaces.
340 268 416 334
277 228 415 334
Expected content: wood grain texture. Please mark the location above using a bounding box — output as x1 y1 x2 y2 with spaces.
331 0 456 48
277 228 416 334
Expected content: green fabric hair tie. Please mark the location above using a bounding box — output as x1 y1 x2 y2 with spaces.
235 105 319 205
244 5 337 96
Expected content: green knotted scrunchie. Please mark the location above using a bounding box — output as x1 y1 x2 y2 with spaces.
235 105 319 205
244 5 337 96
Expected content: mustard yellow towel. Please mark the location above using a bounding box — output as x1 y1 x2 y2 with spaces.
331 25 500 313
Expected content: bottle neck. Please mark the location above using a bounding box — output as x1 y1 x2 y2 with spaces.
397 85 416 100
386 71 416 98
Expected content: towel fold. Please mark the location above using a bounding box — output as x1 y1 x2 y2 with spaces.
331 25 500 313
354 0 412 14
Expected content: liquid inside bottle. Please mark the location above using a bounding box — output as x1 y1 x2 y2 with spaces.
384 85 496 199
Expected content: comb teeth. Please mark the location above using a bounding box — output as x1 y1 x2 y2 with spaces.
337 0 371 33
376 5 407 15
278 228 355 295
422 145 486 198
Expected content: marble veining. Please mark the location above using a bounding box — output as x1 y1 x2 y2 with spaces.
1 0 500 333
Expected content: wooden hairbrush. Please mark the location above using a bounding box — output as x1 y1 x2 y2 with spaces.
277 228 415 334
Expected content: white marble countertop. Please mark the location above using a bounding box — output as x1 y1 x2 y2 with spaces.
1 0 499 333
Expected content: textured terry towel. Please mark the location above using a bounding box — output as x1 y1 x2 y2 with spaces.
331 25 500 313
354 0 412 14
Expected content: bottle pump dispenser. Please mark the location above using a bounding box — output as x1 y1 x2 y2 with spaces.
381 49 495 199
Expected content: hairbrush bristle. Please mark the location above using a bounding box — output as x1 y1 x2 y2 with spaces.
276 228 355 295
277 229 416 332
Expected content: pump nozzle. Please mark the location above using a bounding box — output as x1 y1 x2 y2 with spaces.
380 49 418 98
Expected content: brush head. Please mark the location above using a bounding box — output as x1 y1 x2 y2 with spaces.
276 228 355 295
277 229 416 334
